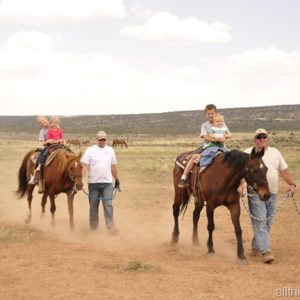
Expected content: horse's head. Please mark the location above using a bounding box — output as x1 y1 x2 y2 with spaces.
244 147 270 201
66 152 83 191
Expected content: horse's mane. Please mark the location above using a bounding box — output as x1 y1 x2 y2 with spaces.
54 149 76 173
223 149 249 170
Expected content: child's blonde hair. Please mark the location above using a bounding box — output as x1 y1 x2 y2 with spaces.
213 113 224 122
49 116 61 125
36 115 48 125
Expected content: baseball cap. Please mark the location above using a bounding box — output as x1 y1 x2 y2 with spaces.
96 131 107 139
254 128 268 138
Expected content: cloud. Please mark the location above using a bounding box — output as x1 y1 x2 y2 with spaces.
0 33 299 115
121 11 232 44
128 2 152 19
201 47 300 108
0 0 126 24
0 31 56 78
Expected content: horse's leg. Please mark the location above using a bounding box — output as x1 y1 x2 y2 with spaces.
206 204 215 254
171 190 181 245
192 198 204 246
40 193 47 218
171 202 180 244
49 195 56 226
228 203 246 261
172 164 189 245
192 167 203 246
25 185 35 224
67 192 75 230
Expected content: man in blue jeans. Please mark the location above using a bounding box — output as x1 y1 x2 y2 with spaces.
243 128 296 263
81 131 120 235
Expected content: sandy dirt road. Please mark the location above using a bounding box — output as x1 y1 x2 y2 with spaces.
0 145 299 300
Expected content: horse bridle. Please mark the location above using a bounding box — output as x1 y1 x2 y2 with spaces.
244 157 268 191
67 161 82 183
67 162 83 195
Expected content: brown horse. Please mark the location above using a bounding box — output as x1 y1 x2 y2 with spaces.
81 140 90 146
67 139 81 148
172 148 270 262
112 139 128 148
16 148 83 228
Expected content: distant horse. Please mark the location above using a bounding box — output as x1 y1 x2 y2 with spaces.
81 140 90 146
171 148 270 261
112 139 128 148
67 139 81 148
16 147 83 229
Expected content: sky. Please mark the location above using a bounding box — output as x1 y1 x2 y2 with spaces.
0 0 299 116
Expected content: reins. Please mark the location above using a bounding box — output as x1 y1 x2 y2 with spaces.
240 192 299 221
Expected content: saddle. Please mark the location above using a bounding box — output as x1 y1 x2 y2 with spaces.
175 147 203 168
175 148 202 198
36 145 73 193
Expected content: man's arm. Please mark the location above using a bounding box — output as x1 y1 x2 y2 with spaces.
111 164 118 180
82 163 89 177
280 168 296 194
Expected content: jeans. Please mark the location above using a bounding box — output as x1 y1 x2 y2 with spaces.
38 145 50 165
199 146 225 167
248 187 277 252
88 183 115 231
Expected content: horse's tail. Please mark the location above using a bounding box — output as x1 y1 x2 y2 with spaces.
179 190 190 218
16 150 33 198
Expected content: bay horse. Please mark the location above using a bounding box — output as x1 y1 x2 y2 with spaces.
16 147 83 229
171 148 270 262
112 139 128 148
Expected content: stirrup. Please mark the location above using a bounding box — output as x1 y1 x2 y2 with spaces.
28 175 37 185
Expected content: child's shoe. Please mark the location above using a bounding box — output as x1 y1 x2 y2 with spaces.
28 175 37 185
178 178 187 188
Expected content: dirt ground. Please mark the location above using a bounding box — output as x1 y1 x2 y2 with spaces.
0 144 300 300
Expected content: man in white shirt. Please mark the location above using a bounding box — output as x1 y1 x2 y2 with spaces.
81 131 120 234
243 128 296 263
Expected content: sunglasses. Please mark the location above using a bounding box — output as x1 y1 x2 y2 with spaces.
98 138 106 142
256 134 268 140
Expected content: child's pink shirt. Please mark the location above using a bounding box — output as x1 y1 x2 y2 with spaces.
47 128 64 140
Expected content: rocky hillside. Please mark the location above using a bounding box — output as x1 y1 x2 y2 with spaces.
0 105 299 136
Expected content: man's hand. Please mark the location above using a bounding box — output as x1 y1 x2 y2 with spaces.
287 183 296 196
237 179 247 196
114 179 121 191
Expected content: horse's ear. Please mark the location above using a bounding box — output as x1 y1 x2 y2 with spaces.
250 147 265 159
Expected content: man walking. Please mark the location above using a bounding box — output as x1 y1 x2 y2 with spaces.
243 128 296 263
81 131 120 234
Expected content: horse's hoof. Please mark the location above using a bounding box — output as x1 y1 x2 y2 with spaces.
192 239 200 247
171 240 178 247
207 249 215 254
238 258 248 265
24 217 31 224
171 237 179 246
